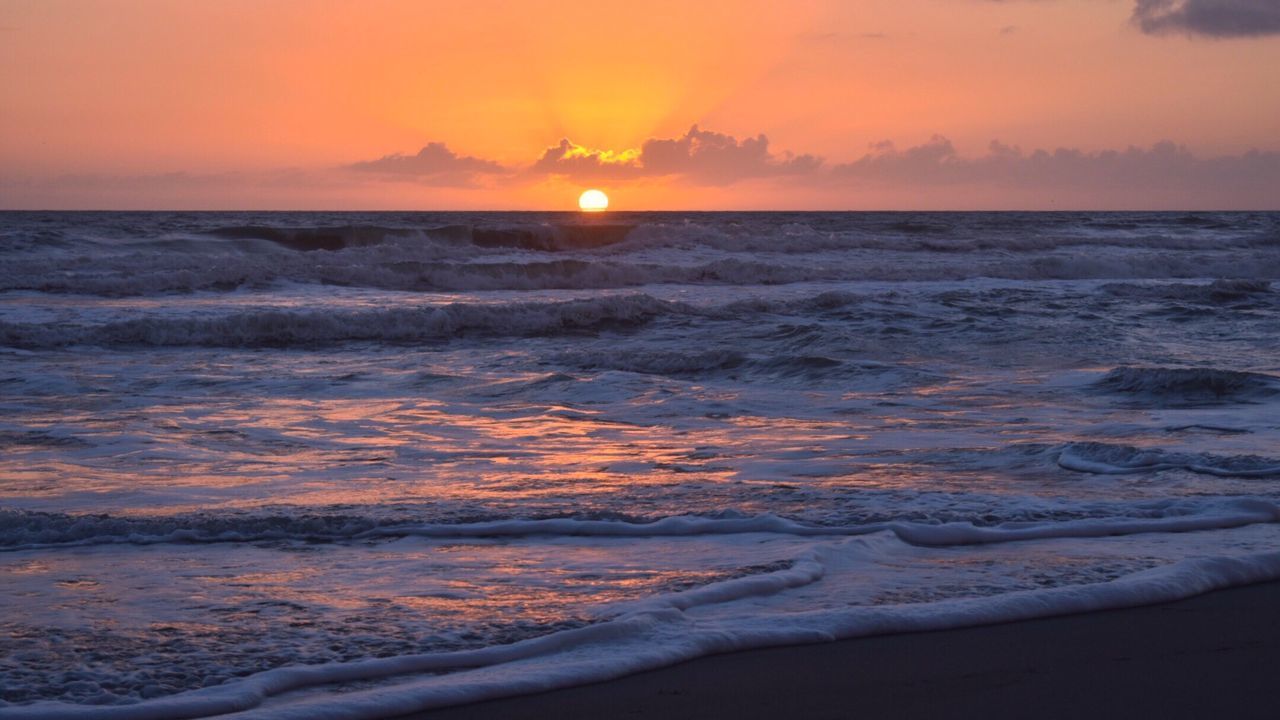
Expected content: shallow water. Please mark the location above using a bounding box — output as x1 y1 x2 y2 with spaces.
2 211 1280 717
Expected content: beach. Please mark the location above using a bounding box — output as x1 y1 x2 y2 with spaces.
422 580 1280 720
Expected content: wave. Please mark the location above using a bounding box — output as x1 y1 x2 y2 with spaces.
552 348 938 387
7 537 1280 719
9 211 1277 253
0 295 688 348
1057 442 1280 477
0 253 843 296
557 348 748 375
470 223 637 251
205 222 640 253
1092 367 1280 406
204 224 416 251
1101 279 1272 305
0 430 92 449
617 216 1280 254
3 283 1273 349
0 508 389 550
6 251 1280 296
4 212 1280 297
5 498 1275 552
407 257 835 291
0 291 885 349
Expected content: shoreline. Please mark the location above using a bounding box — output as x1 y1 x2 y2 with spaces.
409 579 1280 720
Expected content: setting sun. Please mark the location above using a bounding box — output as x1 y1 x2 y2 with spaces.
578 189 609 212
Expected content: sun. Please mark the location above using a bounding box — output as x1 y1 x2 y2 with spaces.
578 189 609 212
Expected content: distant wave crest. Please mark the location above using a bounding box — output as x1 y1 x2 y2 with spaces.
4 213 1280 295
1093 366 1280 406
1058 441 1280 478
0 294 686 348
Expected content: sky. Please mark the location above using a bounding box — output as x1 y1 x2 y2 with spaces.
2 0 1278 210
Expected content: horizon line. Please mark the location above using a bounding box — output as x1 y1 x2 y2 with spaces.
3 207 1278 214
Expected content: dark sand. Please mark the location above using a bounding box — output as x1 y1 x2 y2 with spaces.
408 580 1280 720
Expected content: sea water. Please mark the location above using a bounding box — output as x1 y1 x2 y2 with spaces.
2 211 1279 718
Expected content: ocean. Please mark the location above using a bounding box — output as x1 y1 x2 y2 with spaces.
2 210 1279 718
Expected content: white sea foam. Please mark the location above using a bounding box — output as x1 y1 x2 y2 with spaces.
7 533 1280 720
4 498 1276 551
1058 442 1280 477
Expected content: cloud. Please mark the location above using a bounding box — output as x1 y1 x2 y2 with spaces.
346 142 506 183
1132 0 1280 37
987 0 1280 38
533 125 822 185
7 131 1275 210
830 135 1280 206
531 140 642 180
642 126 822 182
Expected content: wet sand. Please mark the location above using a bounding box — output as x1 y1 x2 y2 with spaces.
409 580 1280 720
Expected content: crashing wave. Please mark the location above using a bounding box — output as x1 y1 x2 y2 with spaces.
1093 367 1279 406
5 498 1277 552
1057 442 1280 478
0 295 687 348
204 224 415 251
1101 279 1272 304
205 222 638 253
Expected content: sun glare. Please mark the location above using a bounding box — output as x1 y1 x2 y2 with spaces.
578 189 609 212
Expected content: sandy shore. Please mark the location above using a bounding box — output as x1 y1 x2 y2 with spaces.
407 580 1280 720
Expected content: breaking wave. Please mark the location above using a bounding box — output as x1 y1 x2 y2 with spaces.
0 295 687 348
205 224 415 251
5 498 1277 552
1093 367 1280 406
6 251 1280 296
1101 279 1272 304
206 222 639 253
0 291 881 349
1057 442 1280 478
4 211 1280 296
553 348 935 386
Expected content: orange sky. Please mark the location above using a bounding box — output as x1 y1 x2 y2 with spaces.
2 0 1278 209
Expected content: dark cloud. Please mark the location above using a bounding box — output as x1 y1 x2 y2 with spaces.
1133 0 1280 37
831 135 1280 206
346 143 506 183
533 125 822 185
987 0 1280 38
641 126 822 182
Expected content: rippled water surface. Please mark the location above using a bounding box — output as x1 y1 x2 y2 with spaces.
2 211 1279 716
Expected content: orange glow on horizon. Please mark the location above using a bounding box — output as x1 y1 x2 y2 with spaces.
1 0 1277 209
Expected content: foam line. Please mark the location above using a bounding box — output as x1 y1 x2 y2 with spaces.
11 547 1280 720
1058 442 1280 477
4 500 1278 552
